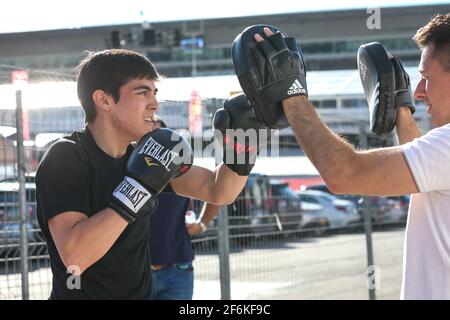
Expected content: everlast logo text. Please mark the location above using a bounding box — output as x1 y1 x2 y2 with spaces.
114 179 149 210
138 137 179 171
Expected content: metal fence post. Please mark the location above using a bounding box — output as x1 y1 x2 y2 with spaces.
217 205 230 300
362 198 376 300
358 120 376 300
15 89 29 300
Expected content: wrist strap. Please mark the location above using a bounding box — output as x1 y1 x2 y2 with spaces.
112 176 152 214
109 201 135 223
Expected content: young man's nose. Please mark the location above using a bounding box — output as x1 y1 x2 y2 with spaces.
148 96 159 111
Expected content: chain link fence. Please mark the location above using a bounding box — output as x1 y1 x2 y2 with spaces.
0 65 406 300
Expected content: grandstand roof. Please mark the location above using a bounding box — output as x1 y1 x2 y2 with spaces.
0 67 420 109
156 66 420 101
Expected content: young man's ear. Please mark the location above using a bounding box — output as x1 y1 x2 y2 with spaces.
92 89 112 112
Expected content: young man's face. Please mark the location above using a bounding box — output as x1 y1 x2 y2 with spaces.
414 43 450 128
110 77 159 141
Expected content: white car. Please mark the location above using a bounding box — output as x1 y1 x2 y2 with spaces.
300 201 329 235
297 190 360 230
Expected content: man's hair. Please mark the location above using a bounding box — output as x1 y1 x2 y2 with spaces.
76 49 160 122
413 13 450 71
153 115 167 128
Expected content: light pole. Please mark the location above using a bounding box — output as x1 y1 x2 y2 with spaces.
191 35 197 77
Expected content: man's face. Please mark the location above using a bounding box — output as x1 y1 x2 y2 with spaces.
414 43 450 127
110 77 159 141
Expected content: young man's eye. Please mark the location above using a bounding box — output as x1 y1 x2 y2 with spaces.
138 91 148 96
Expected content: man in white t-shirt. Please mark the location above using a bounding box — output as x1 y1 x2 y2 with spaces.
247 14 450 299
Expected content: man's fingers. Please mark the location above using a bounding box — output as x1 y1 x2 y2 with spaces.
263 27 273 37
254 28 276 43
254 33 264 42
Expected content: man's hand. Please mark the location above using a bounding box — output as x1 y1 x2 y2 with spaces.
391 57 415 112
186 222 204 236
232 24 307 128
253 28 309 106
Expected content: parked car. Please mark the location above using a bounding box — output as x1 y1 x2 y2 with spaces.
228 173 274 233
0 179 37 221
382 197 408 223
192 173 277 236
297 190 360 230
0 209 35 256
0 174 38 256
303 184 392 224
269 180 303 230
387 196 410 222
299 201 329 236
192 175 303 237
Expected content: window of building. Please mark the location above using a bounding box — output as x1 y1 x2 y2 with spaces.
341 98 366 108
310 99 337 109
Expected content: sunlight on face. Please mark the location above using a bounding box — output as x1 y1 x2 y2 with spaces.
415 44 450 127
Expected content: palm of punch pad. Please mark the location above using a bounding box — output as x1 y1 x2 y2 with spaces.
232 24 307 129
109 128 193 223
390 57 415 113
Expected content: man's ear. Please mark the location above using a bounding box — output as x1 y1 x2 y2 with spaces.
92 89 111 112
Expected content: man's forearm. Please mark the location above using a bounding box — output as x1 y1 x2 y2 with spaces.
54 208 128 274
199 203 221 225
282 96 357 189
213 163 247 204
396 107 422 144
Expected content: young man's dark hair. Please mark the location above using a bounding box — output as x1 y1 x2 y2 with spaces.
76 49 160 122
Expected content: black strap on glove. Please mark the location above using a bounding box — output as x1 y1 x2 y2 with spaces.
232 24 307 129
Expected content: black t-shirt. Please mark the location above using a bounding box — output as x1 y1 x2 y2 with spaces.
36 127 151 299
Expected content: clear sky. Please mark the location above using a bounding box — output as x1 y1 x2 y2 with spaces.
0 0 448 34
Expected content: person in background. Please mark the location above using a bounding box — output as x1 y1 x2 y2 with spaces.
149 116 221 300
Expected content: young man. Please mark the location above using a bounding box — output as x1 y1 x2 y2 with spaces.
246 14 450 299
36 49 250 299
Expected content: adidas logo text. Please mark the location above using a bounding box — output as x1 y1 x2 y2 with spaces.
287 79 305 95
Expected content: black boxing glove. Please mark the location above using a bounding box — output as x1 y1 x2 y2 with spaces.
109 128 193 223
213 93 275 176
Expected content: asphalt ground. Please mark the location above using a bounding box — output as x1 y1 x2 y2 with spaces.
0 227 405 300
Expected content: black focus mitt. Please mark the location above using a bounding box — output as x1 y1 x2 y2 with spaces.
357 42 415 135
232 24 307 129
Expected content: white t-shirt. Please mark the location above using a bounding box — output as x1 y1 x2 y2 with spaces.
401 124 450 299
